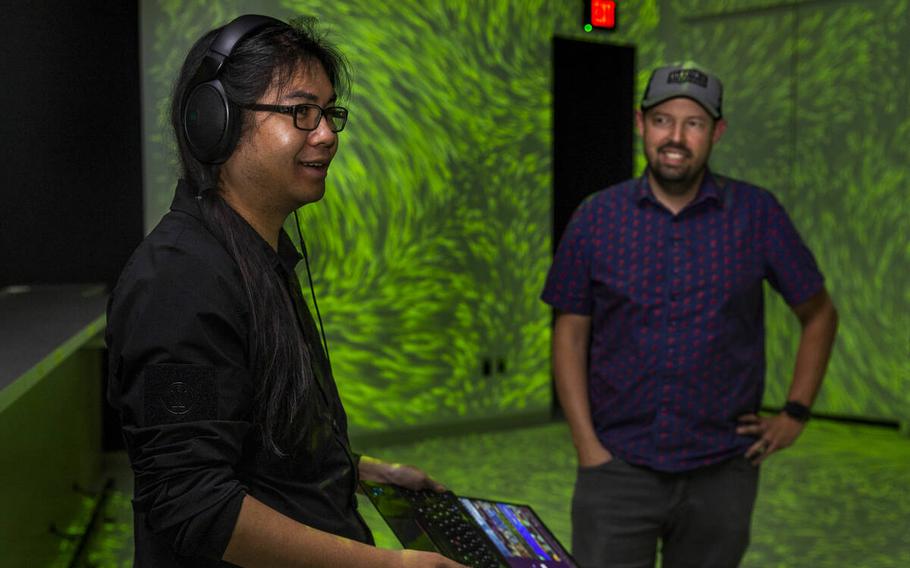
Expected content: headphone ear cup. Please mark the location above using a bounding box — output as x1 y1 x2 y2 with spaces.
223 97 244 161
183 79 235 163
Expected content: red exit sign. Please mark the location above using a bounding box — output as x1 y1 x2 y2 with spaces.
584 0 617 31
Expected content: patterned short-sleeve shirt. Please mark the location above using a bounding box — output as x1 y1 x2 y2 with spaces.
541 170 824 472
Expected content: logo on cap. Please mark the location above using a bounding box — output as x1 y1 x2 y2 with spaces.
667 69 708 88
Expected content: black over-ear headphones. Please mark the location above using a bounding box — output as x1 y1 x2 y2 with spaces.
182 14 283 164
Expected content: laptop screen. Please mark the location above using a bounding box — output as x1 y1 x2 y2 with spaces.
459 497 575 568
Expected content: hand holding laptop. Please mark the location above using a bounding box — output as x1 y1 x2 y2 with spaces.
362 480 579 568
359 455 448 492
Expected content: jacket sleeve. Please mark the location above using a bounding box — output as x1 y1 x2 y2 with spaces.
107 241 254 560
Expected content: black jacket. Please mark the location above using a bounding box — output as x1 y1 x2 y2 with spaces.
106 180 372 566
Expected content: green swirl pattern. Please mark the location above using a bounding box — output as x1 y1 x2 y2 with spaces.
142 0 908 432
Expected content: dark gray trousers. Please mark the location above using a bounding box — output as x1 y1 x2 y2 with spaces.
571 456 760 568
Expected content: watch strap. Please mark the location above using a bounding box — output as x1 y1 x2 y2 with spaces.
783 400 811 423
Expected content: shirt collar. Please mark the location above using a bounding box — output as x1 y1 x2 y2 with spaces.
276 230 303 276
171 178 205 220
635 168 725 209
243 218 302 279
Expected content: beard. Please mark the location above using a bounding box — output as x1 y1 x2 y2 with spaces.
646 142 709 195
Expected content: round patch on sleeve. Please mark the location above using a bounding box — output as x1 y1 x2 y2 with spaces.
143 364 218 425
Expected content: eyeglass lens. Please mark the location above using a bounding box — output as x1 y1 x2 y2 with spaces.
294 105 347 132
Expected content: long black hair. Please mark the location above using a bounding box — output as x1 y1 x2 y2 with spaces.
170 16 350 456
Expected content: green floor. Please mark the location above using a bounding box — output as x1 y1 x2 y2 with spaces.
59 419 910 567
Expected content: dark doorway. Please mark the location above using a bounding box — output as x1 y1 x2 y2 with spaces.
551 37 635 417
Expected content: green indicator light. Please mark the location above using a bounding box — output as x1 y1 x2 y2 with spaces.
584 24 593 32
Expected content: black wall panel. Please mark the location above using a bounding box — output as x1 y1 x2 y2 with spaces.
0 1 143 289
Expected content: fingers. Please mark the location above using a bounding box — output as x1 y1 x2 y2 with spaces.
441 554 469 567
400 549 468 567
741 412 808 466
578 443 613 468
736 415 766 436
745 437 775 465
417 471 446 492
741 415 775 464
394 465 447 492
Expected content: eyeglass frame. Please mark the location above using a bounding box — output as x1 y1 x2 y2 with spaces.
240 103 349 133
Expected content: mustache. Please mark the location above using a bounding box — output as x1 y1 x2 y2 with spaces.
658 143 691 156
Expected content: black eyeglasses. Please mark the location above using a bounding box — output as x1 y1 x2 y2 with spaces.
241 103 349 132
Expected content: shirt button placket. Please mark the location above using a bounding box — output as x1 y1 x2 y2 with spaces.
658 220 683 454
668 222 683 359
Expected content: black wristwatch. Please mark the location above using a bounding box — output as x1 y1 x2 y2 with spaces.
782 400 811 423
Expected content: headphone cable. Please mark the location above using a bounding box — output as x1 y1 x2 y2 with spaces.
292 210 332 370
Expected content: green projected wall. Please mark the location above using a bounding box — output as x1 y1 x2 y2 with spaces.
141 0 909 431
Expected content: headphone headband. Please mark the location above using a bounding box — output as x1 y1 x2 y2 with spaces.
182 14 284 164
191 14 281 85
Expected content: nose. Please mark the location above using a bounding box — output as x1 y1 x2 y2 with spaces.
307 112 337 146
668 121 685 143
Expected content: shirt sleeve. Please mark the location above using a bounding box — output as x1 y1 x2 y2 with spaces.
107 241 253 560
761 193 825 306
541 197 596 314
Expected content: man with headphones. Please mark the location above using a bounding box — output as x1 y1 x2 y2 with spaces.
106 15 465 568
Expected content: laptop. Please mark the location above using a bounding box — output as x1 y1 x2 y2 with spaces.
361 480 578 568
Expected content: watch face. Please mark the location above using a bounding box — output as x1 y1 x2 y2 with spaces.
785 410 808 422
783 402 810 422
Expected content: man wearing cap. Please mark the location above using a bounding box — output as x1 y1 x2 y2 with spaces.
541 65 838 567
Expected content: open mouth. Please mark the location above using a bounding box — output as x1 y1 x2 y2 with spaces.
659 147 690 165
297 161 330 178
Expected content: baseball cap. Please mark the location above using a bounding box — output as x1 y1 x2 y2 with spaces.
641 65 724 118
